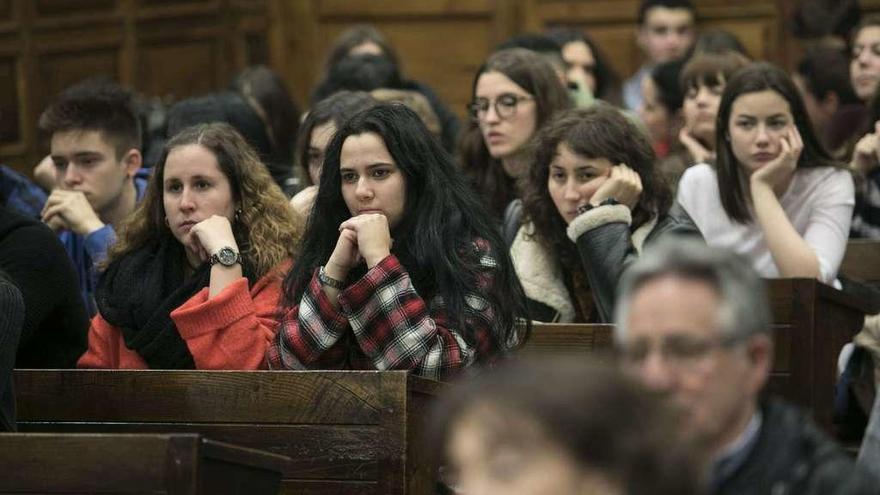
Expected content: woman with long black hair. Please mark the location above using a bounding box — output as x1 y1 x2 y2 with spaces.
269 103 529 380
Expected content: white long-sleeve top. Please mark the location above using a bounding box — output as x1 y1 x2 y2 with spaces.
677 163 854 285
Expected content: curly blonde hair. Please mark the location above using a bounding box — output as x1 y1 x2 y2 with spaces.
108 122 302 278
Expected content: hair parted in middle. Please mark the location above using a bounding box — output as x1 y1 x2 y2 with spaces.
108 122 302 278
284 102 530 355
458 48 572 218
714 62 839 223
522 103 672 271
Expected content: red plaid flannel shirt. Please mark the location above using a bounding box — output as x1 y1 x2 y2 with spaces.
268 241 497 380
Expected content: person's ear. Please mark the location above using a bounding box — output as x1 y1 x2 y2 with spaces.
744 333 773 395
122 149 142 178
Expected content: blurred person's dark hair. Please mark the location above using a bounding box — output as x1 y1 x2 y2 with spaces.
792 0 860 43
165 91 286 191
637 0 697 26
797 46 861 107
651 58 687 114
295 91 377 187
231 65 301 175
546 27 623 105
692 29 749 57
680 51 750 95
429 356 704 495
38 77 142 159
312 53 403 104
496 33 566 75
322 24 401 78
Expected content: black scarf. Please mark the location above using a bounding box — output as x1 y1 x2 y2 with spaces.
96 235 252 369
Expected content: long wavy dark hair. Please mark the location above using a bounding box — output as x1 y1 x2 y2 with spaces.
715 62 839 223
458 48 572 219
283 103 530 355
523 104 672 270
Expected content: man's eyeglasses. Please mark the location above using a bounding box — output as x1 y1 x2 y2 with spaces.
468 93 533 122
619 334 742 371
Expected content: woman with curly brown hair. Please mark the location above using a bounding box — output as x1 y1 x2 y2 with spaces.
513 103 699 323
78 122 302 369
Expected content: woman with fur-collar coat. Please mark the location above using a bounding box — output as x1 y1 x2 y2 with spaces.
509 105 701 323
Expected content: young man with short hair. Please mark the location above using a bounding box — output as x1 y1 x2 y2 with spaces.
38 80 147 315
623 0 696 111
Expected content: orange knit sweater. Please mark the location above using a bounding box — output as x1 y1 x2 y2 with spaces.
77 263 288 370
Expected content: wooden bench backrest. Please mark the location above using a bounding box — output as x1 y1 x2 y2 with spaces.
841 240 880 284
0 433 287 494
14 370 440 495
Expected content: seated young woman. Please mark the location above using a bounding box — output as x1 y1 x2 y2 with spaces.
268 103 529 380
78 123 302 369
513 103 700 323
677 62 854 285
289 91 377 216
459 48 571 221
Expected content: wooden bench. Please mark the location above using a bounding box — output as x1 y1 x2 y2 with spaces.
841 239 880 285
14 370 441 495
521 279 873 434
522 323 614 355
0 433 287 494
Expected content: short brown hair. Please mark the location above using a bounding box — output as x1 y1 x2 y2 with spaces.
38 78 141 159
680 51 750 94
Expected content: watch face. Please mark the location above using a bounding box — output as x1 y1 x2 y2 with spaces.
217 247 238 266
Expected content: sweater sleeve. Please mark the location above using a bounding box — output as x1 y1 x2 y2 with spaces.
803 170 854 284
171 271 284 370
270 248 497 380
77 314 120 369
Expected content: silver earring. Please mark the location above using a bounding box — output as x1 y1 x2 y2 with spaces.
234 209 242 222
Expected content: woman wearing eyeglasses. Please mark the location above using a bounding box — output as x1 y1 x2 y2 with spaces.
458 48 572 221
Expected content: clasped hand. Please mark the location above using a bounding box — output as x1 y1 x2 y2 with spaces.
41 190 104 235
852 121 880 175
325 213 392 279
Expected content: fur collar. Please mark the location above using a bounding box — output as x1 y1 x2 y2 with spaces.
509 223 575 323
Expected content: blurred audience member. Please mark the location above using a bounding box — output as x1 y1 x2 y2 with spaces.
639 58 685 159
546 27 623 106
850 15 880 105
231 65 301 196
315 25 459 152
616 239 878 494
0 205 88 368
289 91 376 217
795 46 865 157
431 356 704 495
623 0 696 111
0 164 47 218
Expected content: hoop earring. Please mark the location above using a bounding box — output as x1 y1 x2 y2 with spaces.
234 209 242 222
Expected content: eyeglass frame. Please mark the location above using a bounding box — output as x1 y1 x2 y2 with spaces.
618 332 747 372
467 93 534 123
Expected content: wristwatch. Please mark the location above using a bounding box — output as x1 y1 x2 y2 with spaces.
210 246 241 267
318 266 346 290
577 197 620 215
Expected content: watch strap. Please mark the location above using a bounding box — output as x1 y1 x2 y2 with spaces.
318 266 346 290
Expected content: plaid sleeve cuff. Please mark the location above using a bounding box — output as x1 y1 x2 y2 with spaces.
337 254 401 310
307 269 349 330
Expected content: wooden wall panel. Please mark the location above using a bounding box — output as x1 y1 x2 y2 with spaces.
137 40 217 99
0 0 267 175
273 0 516 118
524 0 778 79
